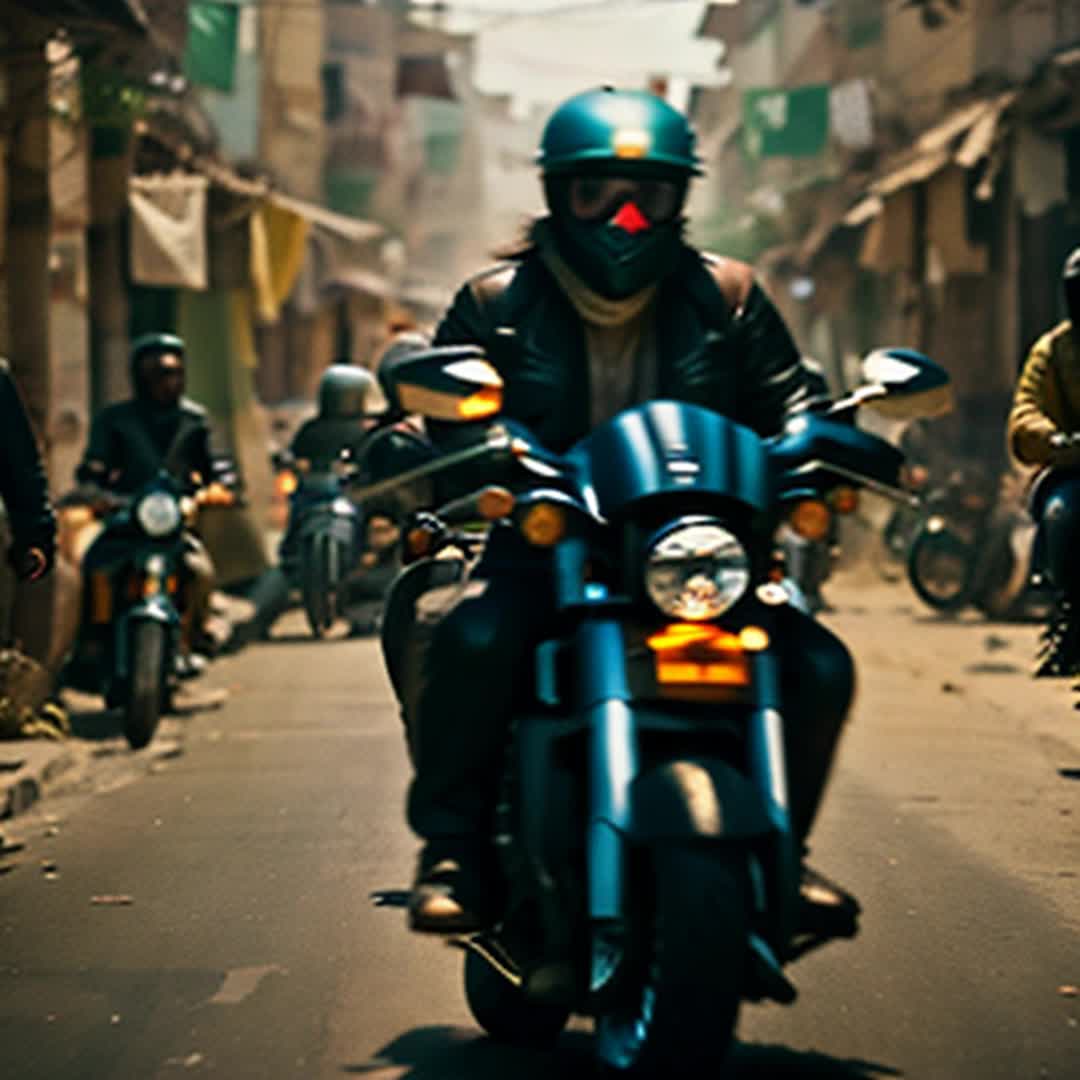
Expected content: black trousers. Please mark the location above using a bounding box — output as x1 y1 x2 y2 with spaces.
385 540 855 848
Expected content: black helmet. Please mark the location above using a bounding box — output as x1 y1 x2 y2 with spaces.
129 332 186 403
1064 248 1080 328
130 331 185 377
537 88 700 299
317 363 377 420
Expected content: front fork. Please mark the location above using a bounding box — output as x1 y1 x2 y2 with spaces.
576 613 638 993
577 596 800 986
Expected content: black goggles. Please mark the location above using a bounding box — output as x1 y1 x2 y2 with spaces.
564 175 685 225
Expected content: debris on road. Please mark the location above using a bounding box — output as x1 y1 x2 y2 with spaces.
941 681 964 693
91 894 134 906
1058 985 1078 997
40 859 58 880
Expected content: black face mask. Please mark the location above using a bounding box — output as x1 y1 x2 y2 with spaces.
552 213 684 299
545 175 687 299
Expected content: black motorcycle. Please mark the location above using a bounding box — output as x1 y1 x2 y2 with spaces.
367 344 950 1075
62 475 190 749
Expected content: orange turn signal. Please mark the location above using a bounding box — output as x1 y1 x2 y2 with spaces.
456 387 503 421
277 470 298 497
477 486 516 521
656 660 751 687
790 499 831 541
406 526 435 559
830 487 859 515
520 502 567 547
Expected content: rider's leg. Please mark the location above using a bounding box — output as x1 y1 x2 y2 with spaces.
1034 471 1080 676
402 561 553 932
774 605 855 843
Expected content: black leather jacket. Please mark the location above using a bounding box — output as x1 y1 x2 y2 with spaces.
0 360 55 549
433 242 810 451
77 398 216 495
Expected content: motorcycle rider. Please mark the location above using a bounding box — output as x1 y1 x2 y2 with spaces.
384 88 857 933
229 361 389 645
1008 247 1080 676
1 359 55 585
76 334 220 669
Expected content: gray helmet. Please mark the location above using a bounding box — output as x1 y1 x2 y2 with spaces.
317 363 377 420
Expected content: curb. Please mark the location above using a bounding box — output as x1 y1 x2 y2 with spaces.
0 741 83 821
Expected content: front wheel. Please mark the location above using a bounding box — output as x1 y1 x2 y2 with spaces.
595 846 749 1077
464 942 570 1047
907 525 975 613
302 534 341 638
124 620 166 750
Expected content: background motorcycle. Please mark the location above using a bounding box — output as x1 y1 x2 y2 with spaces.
906 464 1048 619
367 344 950 1076
61 475 201 748
275 451 365 638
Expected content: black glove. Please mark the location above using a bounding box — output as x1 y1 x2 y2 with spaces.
9 537 54 582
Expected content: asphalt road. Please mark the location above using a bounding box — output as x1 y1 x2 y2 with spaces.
1 579 1078 1079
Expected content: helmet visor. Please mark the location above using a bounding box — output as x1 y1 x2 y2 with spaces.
566 176 684 225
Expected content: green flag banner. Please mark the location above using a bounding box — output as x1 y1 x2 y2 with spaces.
184 2 239 93
742 85 830 158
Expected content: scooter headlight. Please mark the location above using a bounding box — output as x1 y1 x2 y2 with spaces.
644 521 751 621
135 492 182 538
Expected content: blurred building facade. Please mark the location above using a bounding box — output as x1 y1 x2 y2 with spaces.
690 0 1080 469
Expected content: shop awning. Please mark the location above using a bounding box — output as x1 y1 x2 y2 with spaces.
860 91 1017 209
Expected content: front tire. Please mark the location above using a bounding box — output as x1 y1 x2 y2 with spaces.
595 846 749 1077
907 526 975 613
464 944 570 1047
124 620 166 750
302 534 340 638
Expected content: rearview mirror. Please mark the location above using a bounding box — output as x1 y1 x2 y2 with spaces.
379 344 504 423
859 348 953 419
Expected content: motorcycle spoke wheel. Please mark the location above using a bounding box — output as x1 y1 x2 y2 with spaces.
594 846 749 1077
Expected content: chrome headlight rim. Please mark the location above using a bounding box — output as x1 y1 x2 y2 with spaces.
643 517 751 622
135 491 182 538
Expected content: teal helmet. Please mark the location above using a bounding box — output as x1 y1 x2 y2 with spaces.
537 87 703 177
317 363 377 420
537 89 701 299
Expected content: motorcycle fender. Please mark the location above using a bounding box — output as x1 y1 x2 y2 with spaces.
628 757 772 843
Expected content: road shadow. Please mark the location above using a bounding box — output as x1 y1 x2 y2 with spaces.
341 1025 901 1079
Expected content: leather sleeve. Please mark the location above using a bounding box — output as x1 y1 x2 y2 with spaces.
1008 333 1064 466
0 362 55 546
76 405 120 487
728 279 809 437
433 281 493 348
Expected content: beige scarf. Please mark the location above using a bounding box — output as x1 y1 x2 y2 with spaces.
535 224 658 425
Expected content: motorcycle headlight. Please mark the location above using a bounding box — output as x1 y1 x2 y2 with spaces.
644 521 751 621
135 492 182 538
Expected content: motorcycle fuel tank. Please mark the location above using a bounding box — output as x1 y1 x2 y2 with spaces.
566 401 770 518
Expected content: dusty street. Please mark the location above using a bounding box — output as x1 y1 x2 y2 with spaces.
1 575 1077 1080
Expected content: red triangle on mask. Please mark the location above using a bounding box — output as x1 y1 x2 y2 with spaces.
611 201 651 235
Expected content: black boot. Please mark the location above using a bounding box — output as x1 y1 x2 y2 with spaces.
799 864 860 939
408 837 500 935
1035 599 1080 677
